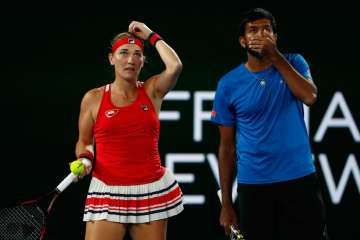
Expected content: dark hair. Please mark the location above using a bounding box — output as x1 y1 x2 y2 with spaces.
238 8 277 36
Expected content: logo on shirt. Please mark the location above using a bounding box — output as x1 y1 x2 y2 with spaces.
211 110 217 117
105 109 119 118
141 104 149 111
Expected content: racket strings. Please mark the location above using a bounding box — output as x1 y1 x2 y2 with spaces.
0 205 44 240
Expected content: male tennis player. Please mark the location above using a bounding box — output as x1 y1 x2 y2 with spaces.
211 8 329 240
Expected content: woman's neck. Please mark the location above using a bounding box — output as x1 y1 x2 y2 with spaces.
111 79 137 98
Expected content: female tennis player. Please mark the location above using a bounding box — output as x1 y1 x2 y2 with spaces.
74 21 184 240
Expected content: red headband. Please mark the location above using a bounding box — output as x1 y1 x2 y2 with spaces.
111 37 144 53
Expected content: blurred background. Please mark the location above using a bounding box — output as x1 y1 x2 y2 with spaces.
0 3 359 240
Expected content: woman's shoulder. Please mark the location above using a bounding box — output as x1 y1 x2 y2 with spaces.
81 85 106 105
87 84 108 96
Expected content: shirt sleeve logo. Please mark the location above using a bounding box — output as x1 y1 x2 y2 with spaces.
211 110 217 117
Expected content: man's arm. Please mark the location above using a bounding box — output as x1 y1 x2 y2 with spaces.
270 53 317 106
218 125 238 234
251 32 318 106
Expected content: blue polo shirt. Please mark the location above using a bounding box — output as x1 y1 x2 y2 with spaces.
211 53 315 184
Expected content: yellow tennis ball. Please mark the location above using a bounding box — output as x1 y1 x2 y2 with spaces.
70 159 85 176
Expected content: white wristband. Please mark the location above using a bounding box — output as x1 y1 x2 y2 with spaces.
81 158 92 167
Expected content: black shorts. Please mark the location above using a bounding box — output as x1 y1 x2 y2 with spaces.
237 173 329 240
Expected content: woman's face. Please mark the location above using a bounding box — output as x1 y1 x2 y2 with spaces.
109 43 144 81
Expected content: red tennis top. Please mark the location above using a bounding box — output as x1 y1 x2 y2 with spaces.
93 84 165 185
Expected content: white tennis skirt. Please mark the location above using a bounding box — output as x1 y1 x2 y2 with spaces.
83 169 184 223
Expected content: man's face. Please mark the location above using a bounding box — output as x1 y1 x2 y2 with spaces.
241 18 276 59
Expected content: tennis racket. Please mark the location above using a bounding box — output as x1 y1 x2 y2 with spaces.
217 189 245 240
0 172 77 240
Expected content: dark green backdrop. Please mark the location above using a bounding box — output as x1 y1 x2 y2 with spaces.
1 3 359 240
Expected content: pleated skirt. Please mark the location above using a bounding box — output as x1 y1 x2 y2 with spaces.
83 169 184 223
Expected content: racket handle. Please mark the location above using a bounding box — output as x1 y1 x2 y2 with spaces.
56 172 77 192
217 189 222 203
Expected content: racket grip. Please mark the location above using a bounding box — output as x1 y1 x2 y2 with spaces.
217 189 222 203
56 173 77 192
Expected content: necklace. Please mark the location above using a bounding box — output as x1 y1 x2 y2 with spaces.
246 65 273 87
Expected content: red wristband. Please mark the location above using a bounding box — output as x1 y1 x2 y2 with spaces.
79 150 94 162
148 32 162 46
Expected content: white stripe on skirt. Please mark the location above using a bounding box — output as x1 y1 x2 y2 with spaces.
83 168 184 223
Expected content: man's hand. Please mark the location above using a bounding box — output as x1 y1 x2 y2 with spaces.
220 205 239 235
248 31 280 61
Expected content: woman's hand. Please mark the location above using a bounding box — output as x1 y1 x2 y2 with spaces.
128 21 153 40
